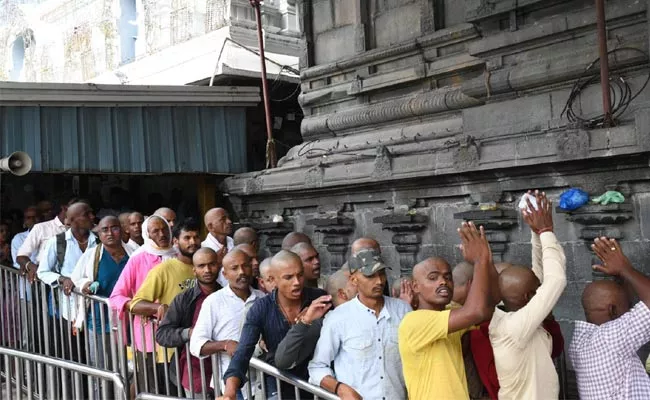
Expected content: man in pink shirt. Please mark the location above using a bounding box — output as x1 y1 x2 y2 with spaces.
110 215 177 396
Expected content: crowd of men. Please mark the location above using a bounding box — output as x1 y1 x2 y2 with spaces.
4 190 650 400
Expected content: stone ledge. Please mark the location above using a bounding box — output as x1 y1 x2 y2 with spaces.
300 23 478 81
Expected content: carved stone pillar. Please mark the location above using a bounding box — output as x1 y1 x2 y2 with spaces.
453 209 518 262
306 215 355 273
253 221 295 258
557 202 633 279
373 214 428 277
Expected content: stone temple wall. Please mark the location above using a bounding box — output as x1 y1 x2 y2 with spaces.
223 0 650 363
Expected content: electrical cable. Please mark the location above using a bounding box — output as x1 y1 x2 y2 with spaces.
561 47 650 128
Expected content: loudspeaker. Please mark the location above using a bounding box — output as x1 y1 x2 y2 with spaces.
0 151 32 176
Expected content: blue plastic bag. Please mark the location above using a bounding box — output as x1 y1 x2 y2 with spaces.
559 188 589 211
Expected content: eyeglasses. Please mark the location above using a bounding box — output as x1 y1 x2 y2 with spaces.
100 226 121 234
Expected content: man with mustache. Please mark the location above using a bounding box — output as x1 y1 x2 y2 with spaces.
220 250 326 400
190 249 265 398
129 217 201 395
308 248 412 400
156 248 223 398
399 222 500 400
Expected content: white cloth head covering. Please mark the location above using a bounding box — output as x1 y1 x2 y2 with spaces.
132 215 177 260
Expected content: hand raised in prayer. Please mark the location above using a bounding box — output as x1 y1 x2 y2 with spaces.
521 190 554 234
301 295 333 324
458 222 491 264
591 237 632 276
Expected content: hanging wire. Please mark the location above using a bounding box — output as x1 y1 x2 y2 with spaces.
561 47 650 128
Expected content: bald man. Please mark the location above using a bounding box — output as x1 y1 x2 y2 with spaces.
489 191 566 400
399 222 499 400
257 257 275 294
37 202 97 382
202 207 234 286
290 242 323 288
281 231 311 250
156 247 222 397
190 249 264 397
222 251 326 399
569 237 650 399
235 243 260 278
233 227 258 252
154 207 176 228
451 261 474 306
275 268 354 372
127 212 144 247
350 237 380 255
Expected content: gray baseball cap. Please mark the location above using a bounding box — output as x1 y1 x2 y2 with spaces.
348 249 389 276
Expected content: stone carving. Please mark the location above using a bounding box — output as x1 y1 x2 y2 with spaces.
556 129 589 160
452 136 480 170
302 88 482 138
453 208 518 262
305 164 325 187
373 145 392 178
306 215 355 273
373 213 428 276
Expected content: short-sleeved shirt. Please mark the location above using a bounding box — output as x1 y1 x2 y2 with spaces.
398 309 469 400
129 258 195 361
569 302 650 400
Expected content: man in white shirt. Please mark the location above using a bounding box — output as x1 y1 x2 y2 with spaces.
489 191 567 400
202 207 234 286
190 249 264 398
16 199 73 282
127 212 145 248
309 248 412 400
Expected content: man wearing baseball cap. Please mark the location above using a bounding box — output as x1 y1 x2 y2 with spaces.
308 248 412 400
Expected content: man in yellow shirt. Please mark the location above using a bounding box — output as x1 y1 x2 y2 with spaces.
130 217 203 394
399 221 500 400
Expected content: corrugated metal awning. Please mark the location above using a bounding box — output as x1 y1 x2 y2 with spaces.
0 83 260 174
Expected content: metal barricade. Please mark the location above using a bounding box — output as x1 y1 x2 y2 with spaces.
1 263 338 400
0 346 128 400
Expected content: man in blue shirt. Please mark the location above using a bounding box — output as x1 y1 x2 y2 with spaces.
221 250 327 400
308 249 412 400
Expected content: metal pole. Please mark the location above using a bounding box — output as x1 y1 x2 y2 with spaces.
596 0 613 126
250 0 277 169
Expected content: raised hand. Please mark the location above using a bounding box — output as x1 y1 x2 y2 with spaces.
458 222 491 264
591 237 633 276
521 190 554 234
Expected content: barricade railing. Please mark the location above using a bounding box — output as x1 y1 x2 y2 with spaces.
0 345 128 400
1 263 339 399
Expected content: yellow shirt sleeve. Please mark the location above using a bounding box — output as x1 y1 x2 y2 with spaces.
130 265 165 311
399 309 450 353
646 354 650 373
